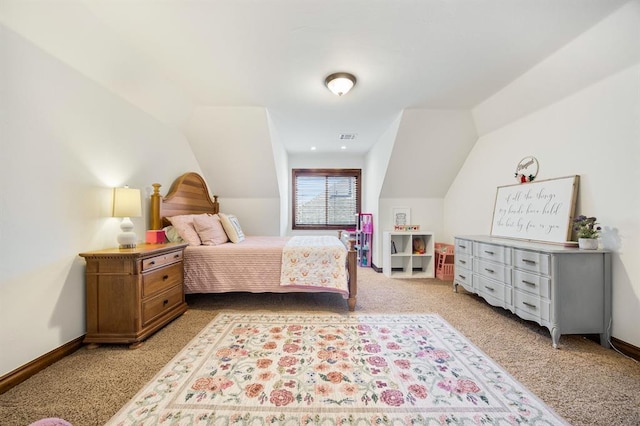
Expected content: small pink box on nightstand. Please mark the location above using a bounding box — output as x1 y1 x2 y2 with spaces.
146 230 166 244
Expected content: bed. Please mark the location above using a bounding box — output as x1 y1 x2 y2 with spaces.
149 172 358 311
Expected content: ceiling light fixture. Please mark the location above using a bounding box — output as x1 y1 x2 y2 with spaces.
325 72 356 96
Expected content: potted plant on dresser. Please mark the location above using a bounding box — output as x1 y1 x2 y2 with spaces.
573 215 601 249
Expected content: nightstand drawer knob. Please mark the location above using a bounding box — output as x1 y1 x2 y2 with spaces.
163 275 169 281
149 261 156 265
163 299 169 306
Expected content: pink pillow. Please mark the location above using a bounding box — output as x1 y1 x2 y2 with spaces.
193 214 229 246
167 214 205 246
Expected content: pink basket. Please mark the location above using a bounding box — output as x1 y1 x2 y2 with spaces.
435 243 455 281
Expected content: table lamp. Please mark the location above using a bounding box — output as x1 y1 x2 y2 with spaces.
112 186 142 248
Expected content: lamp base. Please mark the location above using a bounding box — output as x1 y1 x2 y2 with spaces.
117 217 138 249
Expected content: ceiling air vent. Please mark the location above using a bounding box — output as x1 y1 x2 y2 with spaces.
339 133 357 140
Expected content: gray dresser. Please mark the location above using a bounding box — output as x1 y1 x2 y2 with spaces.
454 236 611 348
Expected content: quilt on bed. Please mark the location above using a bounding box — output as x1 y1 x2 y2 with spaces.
280 235 349 297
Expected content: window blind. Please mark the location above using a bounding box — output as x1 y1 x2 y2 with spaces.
292 169 361 230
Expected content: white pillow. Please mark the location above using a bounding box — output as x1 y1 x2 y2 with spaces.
163 226 184 243
167 214 207 246
219 213 245 243
193 214 229 246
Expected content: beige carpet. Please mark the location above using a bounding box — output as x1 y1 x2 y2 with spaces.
1 268 639 425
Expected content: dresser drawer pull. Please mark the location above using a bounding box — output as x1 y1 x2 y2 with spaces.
522 259 536 264
484 268 495 273
174 254 180 259
163 275 169 281
163 299 169 306
459 260 466 264
458 244 466 249
149 261 156 266
522 280 536 286
522 301 537 309
458 274 466 280
484 286 495 292
484 250 494 255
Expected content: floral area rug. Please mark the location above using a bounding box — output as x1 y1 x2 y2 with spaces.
107 313 568 425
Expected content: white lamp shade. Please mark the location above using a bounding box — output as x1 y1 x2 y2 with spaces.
112 187 142 218
325 72 356 96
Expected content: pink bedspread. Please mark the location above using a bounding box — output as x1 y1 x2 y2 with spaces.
183 236 348 297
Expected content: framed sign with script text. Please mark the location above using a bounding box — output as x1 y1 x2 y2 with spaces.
490 175 579 244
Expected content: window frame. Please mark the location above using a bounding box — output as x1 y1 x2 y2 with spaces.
291 168 362 230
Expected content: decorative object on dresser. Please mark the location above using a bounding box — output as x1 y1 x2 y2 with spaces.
79 243 188 349
112 186 142 248
150 172 358 311
383 231 434 278
573 215 601 250
490 175 579 244
453 236 611 349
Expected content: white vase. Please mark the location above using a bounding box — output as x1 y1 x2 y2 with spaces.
578 238 598 250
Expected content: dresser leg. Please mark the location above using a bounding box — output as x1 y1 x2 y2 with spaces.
129 341 144 349
85 343 100 350
453 283 458 293
551 328 560 349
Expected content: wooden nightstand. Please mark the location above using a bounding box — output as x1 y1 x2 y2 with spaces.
79 243 188 349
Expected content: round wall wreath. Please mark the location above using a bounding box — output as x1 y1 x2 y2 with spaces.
514 156 539 183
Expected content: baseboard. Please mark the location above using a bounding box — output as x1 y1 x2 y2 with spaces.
611 337 640 362
0 336 84 395
370 262 382 273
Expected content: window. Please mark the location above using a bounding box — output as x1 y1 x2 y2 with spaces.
292 168 361 230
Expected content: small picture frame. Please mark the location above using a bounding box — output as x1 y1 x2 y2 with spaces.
392 207 411 227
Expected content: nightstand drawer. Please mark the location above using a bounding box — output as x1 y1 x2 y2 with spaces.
142 250 183 271
142 285 183 326
143 263 183 298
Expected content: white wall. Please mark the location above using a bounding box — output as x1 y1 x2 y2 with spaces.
364 113 402 266
287 153 365 236
266 111 290 236
380 109 477 198
185 107 281 236
0 26 202 376
444 1 640 346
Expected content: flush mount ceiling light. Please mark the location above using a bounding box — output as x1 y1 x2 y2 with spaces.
325 72 356 96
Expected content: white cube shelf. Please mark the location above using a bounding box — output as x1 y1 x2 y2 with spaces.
383 231 435 278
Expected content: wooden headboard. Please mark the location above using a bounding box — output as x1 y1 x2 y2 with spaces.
150 172 219 230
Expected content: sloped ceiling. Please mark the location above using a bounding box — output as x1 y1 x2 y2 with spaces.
1 0 627 154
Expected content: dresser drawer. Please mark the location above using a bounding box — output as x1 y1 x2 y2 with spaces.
454 265 473 290
142 250 184 271
514 290 550 322
142 284 183 326
474 258 512 284
142 262 183 298
454 239 473 256
514 270 550 298
513 249 550 275
455 253 472 270
476 275 511 307
475 242 510 264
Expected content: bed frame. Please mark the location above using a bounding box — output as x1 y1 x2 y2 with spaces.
149 172 358 311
